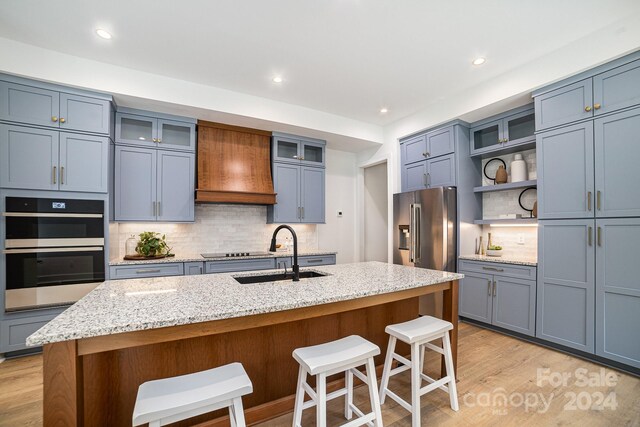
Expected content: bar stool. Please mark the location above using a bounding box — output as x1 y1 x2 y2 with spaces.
132 362 253 427
379 316 458 427
292 335 384 427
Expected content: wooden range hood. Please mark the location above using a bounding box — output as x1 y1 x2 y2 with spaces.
196 121 276 205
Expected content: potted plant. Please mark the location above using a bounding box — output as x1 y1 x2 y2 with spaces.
135 232 173 258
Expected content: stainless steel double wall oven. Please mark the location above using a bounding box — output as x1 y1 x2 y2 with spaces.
3 197 105 311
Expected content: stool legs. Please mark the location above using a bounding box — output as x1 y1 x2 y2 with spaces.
366 358 384 426
345 369 354 420
410 343 421 427
293 366 306 427
378 336 396 404
443 332 459 411
316 373 327 427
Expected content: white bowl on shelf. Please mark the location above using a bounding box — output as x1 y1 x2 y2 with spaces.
486 249 503 257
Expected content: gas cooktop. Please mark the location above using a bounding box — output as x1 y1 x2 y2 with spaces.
201 252 273 258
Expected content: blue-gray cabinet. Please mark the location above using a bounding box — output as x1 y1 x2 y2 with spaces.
537 220 595 352
0 124 108 193
0 313 60 353
534 57 640 131
205 258 276 274
594 108 640 218
536 122 594 219
300 167 325 223
272 132 325 167
459 260 537 336
109 262 185 280
114 146 195 222
157 150 195 222
469 105 535 156
399 123 470 192
0 80 112 135
595 218 640 369
184 262 204 275
115 108 196 152
268 133 326 224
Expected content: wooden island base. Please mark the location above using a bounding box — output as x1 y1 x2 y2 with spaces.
43 281 458 427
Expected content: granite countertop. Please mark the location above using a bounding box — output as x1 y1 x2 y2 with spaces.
459 254 537 267
109 251 338 266
27 262 463 346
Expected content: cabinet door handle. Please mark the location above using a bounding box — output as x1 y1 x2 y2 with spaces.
199 266 203 274
60 166 64 184
52 166 57 184
60 117 66 123
487 280 492 296
493 280 497 296
597 191 601 211
301 206 304 219
585 106 592 112
423 174 427 187
158 201 162 217
482 266 504 272
587 191 592 211
423 151 430 158
293 155 299 159
426 172 431 187
51 116 58 122
157 138 162 143
594 103 601 110
597 226 602 247
153 201 157 216
136 269 161 274
588 226 593 246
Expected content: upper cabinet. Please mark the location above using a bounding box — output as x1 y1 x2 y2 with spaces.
469 105 535 157
0 80 112 135
400 123 464 192
115 107 196 152
534 56 640 131
0 124 109 193
272 133 325 167
268 132 326 224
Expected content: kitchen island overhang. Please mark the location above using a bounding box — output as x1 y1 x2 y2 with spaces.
30 261 463 427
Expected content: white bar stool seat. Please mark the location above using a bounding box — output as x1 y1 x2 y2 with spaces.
132 362 253 427
292 335 384 427
379 316 458 427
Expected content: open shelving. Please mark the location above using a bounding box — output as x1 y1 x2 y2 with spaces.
473 179 537 193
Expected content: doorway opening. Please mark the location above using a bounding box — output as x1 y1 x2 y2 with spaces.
363 162 388 262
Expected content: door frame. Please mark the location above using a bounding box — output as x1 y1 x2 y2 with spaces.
357 153 391 263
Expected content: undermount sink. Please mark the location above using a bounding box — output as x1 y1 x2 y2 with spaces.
233 271 327 284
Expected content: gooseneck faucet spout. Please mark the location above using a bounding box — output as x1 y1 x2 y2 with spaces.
269 225 299 281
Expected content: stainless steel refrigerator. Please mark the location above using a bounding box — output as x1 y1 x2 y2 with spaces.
393 187 457 317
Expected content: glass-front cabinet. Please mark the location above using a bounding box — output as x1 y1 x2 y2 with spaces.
115 108 196 151
470 105 535 156
272 133 325 167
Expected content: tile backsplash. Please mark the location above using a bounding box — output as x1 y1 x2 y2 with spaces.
480 225 537 260
110 204 318 260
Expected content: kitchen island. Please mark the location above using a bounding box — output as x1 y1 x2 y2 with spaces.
29 261 462 427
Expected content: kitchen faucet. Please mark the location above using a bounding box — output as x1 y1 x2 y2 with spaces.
269 225 299 281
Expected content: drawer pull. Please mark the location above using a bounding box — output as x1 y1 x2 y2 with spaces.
305 259 323 264
136 269 161 274
482 266 504 272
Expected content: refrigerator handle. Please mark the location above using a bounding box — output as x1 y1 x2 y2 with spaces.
409 203 415 262
414 203 421 263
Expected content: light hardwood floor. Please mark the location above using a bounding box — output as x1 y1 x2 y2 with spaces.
1 323 638 426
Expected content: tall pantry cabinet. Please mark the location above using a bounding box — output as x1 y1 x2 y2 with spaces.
534 53 640 369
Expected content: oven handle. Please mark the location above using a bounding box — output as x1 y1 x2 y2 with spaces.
4 247 104 254
3 212 103 218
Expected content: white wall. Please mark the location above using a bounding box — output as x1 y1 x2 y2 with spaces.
317 149 358 264
363 162 388 262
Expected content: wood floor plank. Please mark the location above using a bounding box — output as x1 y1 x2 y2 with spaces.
1 323 638 427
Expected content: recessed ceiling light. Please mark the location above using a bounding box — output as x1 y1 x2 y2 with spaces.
380 108 389 114
272 76 283 83
95 28 112 40
472 57 486 66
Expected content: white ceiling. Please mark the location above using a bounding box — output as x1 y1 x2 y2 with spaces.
1 0 639 126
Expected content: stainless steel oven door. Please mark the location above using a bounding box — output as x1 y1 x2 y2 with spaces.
4 246 105 311
4 212 104 248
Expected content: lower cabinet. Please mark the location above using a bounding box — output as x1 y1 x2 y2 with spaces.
537 220 595 352
109 263 185 280
184 262 204 275
0 312 61 353
459 260 537 336
594 218 640 369
205 258 276 274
